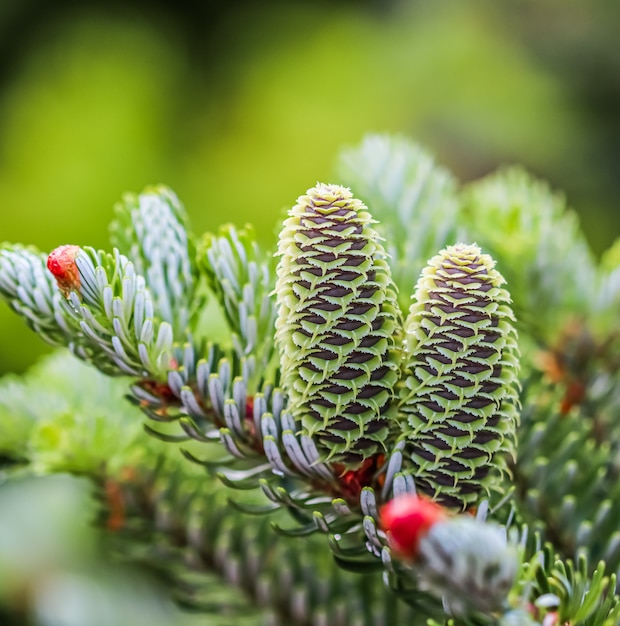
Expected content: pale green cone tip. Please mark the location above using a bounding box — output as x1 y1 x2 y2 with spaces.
399 243 520 509
275 183 403 467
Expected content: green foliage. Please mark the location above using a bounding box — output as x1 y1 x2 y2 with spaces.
461 168 597 341
198 224 277 384
1 134 619 625
0 352 141 475
109 186 201 334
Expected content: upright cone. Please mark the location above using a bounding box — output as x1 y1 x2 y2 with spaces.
400 243 519 509
275 184 402 467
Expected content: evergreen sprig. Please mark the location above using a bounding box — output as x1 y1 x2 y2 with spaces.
1 135 619 625
60 246 175 378
109 185 201 334
0 244 81 346
461 167 598 342
198 223 277 385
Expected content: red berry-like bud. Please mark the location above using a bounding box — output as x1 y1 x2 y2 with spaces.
381 495 447 559
47 245 81 297
542 612 560 626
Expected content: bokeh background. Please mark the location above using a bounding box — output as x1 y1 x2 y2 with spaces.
2 0 620 374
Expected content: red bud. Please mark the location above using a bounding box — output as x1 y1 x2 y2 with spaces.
381 495 446 558
542 612 560 626
47 245 82 297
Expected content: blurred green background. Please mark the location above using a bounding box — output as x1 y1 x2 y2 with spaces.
1 0 619 375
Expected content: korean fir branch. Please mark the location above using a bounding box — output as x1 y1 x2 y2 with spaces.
109 185 204 334
515 326 620 580
0 352 423 625
381 495 523 621
108 189 280 446
1 189 202 437
399 243 520 511
99 458 424 626
0 244 83 348
40 186 207 382
47 244 175 379
198 223 278 388
274 183 403 468
0 189 327 500
380 496 620 625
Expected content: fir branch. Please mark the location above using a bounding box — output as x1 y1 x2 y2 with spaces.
98 459 425 626
198 224 278 386
461 167 598 342
0 244 82 346
52 246 175 378
109 185 202 335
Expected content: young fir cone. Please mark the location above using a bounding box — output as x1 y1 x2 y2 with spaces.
399 243 519 510
275 183 403 467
